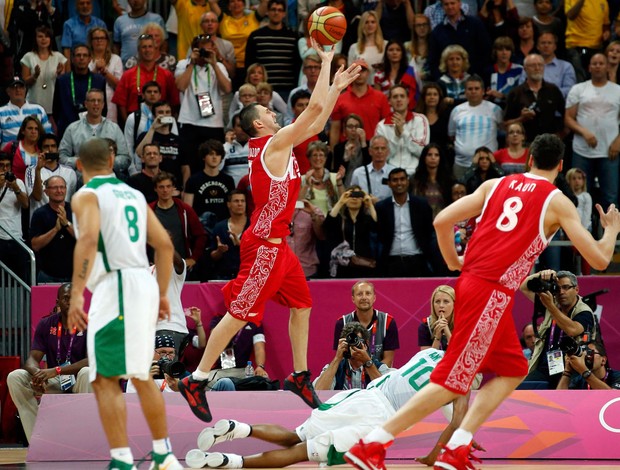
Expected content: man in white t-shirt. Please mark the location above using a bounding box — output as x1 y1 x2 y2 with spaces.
152 250 189 355
565 53 620 210
448 75 503 180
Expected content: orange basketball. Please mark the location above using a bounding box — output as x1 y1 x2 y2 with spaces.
307 6 347 46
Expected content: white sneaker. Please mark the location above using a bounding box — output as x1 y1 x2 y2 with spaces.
148 452 184 470
198 419 244 451
185 449 234 468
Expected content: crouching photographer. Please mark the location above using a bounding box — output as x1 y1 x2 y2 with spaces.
313 322 389 390
557 340 620 390
126 335 234 393
519 270 598 389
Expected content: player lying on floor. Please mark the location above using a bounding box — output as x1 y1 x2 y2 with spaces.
184 348 483 468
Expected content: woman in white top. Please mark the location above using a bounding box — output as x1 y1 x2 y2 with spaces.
347 11 385 84
20 26 67 114
87 27 123 123
301 141 344 216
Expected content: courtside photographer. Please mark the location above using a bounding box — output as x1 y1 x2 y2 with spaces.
519 270 599 389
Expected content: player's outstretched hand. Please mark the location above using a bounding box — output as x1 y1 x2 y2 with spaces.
68 293 88 332
311 37 334 64
597 203 620 232
332 63 361 92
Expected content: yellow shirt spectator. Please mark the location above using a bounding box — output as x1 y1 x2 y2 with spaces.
565 0 609 49
173 0 212 59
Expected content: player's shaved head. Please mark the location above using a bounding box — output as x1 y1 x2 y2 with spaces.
78 137 112 171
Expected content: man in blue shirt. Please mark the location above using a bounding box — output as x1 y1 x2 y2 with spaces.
61 0 107 58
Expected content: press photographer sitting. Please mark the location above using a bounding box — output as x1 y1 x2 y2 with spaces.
126 335 234 393
520 270 598 389
557 340 620 390
314 322 389 390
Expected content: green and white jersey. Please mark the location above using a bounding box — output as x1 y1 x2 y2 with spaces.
368 348 445 412
73 174 149 292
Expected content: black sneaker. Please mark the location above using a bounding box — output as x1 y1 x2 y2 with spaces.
178 375 213 422
283 371 322 408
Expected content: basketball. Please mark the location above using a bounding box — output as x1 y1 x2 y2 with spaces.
307 6 347 46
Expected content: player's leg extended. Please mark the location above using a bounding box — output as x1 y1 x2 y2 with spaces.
458 375 524 433
92 375 129 448
199 421 298 451
131 377 169 439
289 307 311 372
197 313 247 374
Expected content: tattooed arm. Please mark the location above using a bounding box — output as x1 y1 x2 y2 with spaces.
68 191 100 332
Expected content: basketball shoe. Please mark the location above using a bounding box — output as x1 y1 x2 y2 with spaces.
185 449 243 468
178 375 212 422
344 439 391 470
283 371 321 408
198 419 250 451
434 444 482 470
148 451 184 470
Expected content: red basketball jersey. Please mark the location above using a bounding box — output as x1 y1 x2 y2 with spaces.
462 173 560 291
247 135 301 238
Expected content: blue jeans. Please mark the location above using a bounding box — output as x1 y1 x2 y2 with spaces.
572 151 619 210
211 378 235 391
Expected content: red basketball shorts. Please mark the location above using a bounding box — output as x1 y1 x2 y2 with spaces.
222 233 313 324
431 273 529 395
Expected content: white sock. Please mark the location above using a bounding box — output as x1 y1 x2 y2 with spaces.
446 429 473 449
193 369 210 380
234 421 252 439
153 437 171 455
110 447 133 464
224 453 244 468
363 428 394 445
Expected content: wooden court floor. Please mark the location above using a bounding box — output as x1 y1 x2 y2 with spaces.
2 449 620 469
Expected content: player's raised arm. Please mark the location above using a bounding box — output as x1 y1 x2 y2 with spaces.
271 39 360 150
553 196 620 270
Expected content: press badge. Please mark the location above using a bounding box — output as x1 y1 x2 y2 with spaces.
59 361 76 391
196 91 215 118
547 350 564 375
220 348 236 369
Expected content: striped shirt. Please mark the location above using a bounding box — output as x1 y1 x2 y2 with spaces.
244 26 300 92
0 101 52 147
448 100 503 169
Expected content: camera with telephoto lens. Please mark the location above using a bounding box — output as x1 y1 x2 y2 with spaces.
559 336 595 368
155 357 186 379
527 275 559 295
4 171 16 182
343 332 365 359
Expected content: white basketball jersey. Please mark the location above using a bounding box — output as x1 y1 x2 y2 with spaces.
73 175 149 292
368 348 445 412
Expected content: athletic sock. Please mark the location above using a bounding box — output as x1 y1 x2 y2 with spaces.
234 421 252 439
446 429 473 449
363 428 394 445
110 447 133 465
153 437 171 455
192 369 210 381
225 453 244 468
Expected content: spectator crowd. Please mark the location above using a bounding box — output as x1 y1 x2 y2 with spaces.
1 0 619 283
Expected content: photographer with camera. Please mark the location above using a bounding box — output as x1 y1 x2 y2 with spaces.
557 340 620 390
126 335 235 393
25 134 77 218
520 269 598 389
0 151 30 282
315 321 389 390
175 34 232 173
